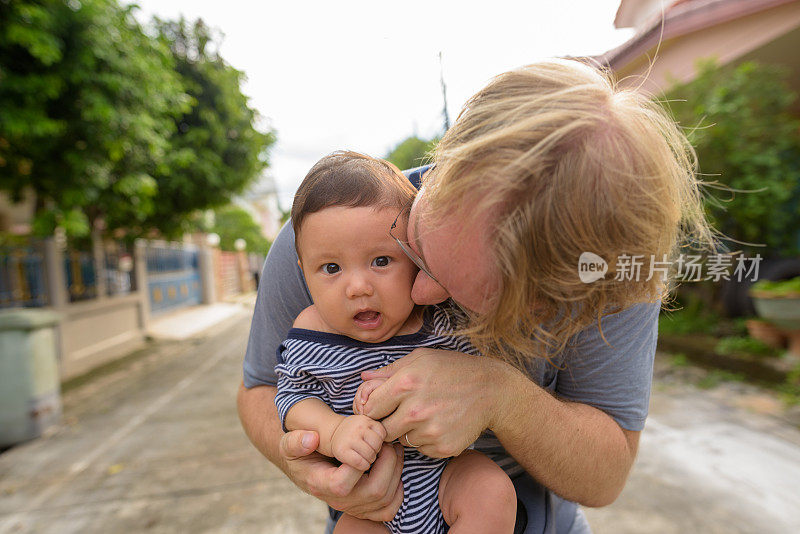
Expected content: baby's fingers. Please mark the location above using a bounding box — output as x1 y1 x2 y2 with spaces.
352 440 381 465
364 427 385 453
353 379 387 414
370 421 387 441
360 378 387 403
340 448 372 472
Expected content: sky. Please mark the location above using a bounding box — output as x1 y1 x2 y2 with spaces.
131 0 635 209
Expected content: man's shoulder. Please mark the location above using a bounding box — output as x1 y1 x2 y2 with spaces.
402 164 432 189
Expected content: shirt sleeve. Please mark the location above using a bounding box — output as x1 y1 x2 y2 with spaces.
554 301 660 432
274 342 328 431
242 221 313 388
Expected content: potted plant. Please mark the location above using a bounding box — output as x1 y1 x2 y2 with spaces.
750 277 800 356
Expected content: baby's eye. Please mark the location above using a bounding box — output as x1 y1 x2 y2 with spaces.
323 263 340 274
372 256 390 267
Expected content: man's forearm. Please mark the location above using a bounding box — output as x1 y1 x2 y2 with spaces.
490 366 639 507
236 383 291 473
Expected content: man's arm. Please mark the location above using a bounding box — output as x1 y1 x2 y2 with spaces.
361 302 658 507
237 383 404 514
490 366 639 506
238 383 299 472
361 353 634 506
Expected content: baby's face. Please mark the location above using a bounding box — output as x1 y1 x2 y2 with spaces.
297 205 419 343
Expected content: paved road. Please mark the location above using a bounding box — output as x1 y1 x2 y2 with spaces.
585 362 800 533
1 309 799 533
0 309 327 534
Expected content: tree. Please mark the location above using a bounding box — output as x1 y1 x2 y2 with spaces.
207 204 270 254
667 61 800 256
385 136 438 171
0 4 275 239
0 0 188 237
146 18 276 238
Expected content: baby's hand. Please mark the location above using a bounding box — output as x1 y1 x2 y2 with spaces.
353 378 388 415
330 415 387 471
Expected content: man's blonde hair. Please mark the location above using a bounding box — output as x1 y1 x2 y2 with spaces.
424 59 714 368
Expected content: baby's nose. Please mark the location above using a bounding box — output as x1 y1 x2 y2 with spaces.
346 273 374 298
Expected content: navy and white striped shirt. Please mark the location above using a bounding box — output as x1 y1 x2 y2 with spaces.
275 304 479 534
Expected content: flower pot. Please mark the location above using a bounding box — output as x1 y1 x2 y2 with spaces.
750 291 800 331
786 329 800 358
745 319 787 350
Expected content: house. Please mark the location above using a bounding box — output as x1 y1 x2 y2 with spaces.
237 171 283 242
599 0 800 318
0 190 35 235
599 0 800 96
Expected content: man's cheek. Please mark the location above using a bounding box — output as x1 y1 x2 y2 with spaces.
411 273 449 305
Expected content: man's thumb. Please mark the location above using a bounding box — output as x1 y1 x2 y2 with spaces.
281 430 319 460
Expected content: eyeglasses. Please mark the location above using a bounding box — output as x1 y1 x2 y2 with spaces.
389 201 443 287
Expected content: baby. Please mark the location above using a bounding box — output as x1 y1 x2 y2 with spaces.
274 151 516 533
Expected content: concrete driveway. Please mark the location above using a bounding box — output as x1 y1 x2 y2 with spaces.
1 307 798 533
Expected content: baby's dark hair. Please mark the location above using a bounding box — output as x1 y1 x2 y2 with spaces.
291 151 417 249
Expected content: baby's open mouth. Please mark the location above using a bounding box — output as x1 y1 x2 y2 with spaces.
353 310 381 328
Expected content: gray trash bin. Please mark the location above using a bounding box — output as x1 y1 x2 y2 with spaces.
0 309 62 448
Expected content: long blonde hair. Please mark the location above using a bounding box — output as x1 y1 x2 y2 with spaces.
424 59 714 368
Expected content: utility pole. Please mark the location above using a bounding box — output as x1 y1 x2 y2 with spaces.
439 51 450 133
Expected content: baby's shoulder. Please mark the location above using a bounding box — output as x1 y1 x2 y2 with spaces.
292 305 332 332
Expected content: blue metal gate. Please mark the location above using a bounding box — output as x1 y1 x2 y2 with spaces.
145 244 201 315
0 243 48 309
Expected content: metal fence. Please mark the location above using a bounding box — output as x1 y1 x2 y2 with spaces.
104 242 135 296
145 243 201 315
0 238 141 309
0 243 48 308
63 249 97 303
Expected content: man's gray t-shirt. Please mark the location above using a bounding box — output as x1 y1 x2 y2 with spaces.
243 219 659 534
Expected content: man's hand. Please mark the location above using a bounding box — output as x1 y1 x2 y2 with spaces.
238 384 406 522
329 415 387 472
280 430 405 521
360 348 513 458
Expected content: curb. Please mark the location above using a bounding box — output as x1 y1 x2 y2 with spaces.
657 334 791 386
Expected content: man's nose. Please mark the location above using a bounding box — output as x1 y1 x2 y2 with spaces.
346 272 374 298
410 270 449 305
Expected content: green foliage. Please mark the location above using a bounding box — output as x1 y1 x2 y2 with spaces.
751 276 800 296
0 0 188 237
668 352 690 368
659 298 720 335
207 204 270 254
697 369 746 389
731 317 750 336
0 3 275 240
385 136 438 171
146 18 276 238
779 363 800 405
666 60 800 256
714 336 779 357
278 206 290 226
